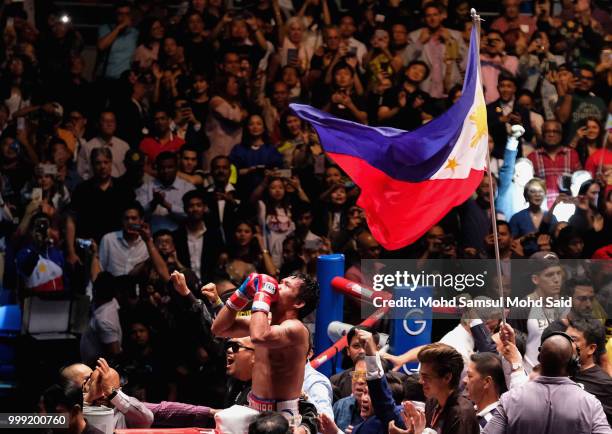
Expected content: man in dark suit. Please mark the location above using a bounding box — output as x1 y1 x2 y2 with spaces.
114 78 147 149
486 75 533 159
204 156 240 244
173 190 223 284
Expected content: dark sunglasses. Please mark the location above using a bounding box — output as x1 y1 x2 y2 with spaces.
226 341 255 353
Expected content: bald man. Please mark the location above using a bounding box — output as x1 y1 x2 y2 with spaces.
61 359 216 428
61 359 153 429
483 333 611 434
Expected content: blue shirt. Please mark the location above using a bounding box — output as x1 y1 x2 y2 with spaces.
509 209 557 256
303 363 334 420
98 24 138 79
333 395 364 432
229 143 284 170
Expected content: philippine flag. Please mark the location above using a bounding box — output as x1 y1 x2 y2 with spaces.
290 24 488 250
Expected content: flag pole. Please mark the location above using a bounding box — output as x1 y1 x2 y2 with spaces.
471 9 507 324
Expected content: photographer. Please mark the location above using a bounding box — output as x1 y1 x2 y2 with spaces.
19 162 70 219
15 211 67 293
172 98 208 153
518 31 563 120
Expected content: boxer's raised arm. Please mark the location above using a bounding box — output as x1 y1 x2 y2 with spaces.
211 305 251 338
212 273 265 337
250 317 307 349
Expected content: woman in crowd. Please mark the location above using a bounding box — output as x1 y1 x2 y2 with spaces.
0 55 39 117
250 175 296 268
133 18 165 71
20 162 70 218
230 113 284 198
568 117 605 167
509 177 557 255
217 220 261 284
314 183 353 246
188 72 210 124
205 75 247 171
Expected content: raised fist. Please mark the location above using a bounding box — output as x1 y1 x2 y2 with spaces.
252 274 279 314
511 124 525 138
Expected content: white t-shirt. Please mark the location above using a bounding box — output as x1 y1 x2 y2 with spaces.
80 298 122 365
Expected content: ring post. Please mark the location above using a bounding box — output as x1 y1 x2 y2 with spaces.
315 254 345 376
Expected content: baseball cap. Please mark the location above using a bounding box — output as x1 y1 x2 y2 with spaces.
529 251 560 275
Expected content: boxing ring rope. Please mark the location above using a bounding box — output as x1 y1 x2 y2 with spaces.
310 276 391 369
310 305 389 369
311 273 458 370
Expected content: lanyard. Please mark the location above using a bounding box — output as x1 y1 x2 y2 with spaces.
430 405 444 429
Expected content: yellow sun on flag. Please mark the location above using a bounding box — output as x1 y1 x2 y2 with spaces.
468 101 487 148
445 157 459 173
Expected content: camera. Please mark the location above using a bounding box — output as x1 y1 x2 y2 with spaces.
34 218 49 236
557 174 572 195
277 169 292 178
76 238 92 249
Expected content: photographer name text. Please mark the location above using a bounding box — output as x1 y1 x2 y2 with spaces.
372 296 572 309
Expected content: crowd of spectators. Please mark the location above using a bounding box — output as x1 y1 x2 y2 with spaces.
0 0 610 432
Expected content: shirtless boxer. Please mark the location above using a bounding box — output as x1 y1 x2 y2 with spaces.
204 272 319 426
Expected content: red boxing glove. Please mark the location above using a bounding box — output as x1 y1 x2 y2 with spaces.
252 275 279 314
227 273 260 311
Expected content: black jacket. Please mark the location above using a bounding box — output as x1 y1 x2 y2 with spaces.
203 189 240 244
486 99 534 159
173 225 223 284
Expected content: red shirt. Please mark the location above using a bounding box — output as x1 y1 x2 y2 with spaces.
527 147 582 208
139 134 185 163
585 149 612 179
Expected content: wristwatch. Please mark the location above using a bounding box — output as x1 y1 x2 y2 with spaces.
107 388 119 401
511 362 522 372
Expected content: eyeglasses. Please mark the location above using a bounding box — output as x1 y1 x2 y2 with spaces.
574 295 594 302
542 129 562 134
351 370 367 382
226 341 255 353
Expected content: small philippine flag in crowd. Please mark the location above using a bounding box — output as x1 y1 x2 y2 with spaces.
290 24 488 250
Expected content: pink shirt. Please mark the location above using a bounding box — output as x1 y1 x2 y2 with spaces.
481 54 519 103
490 15 537 39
